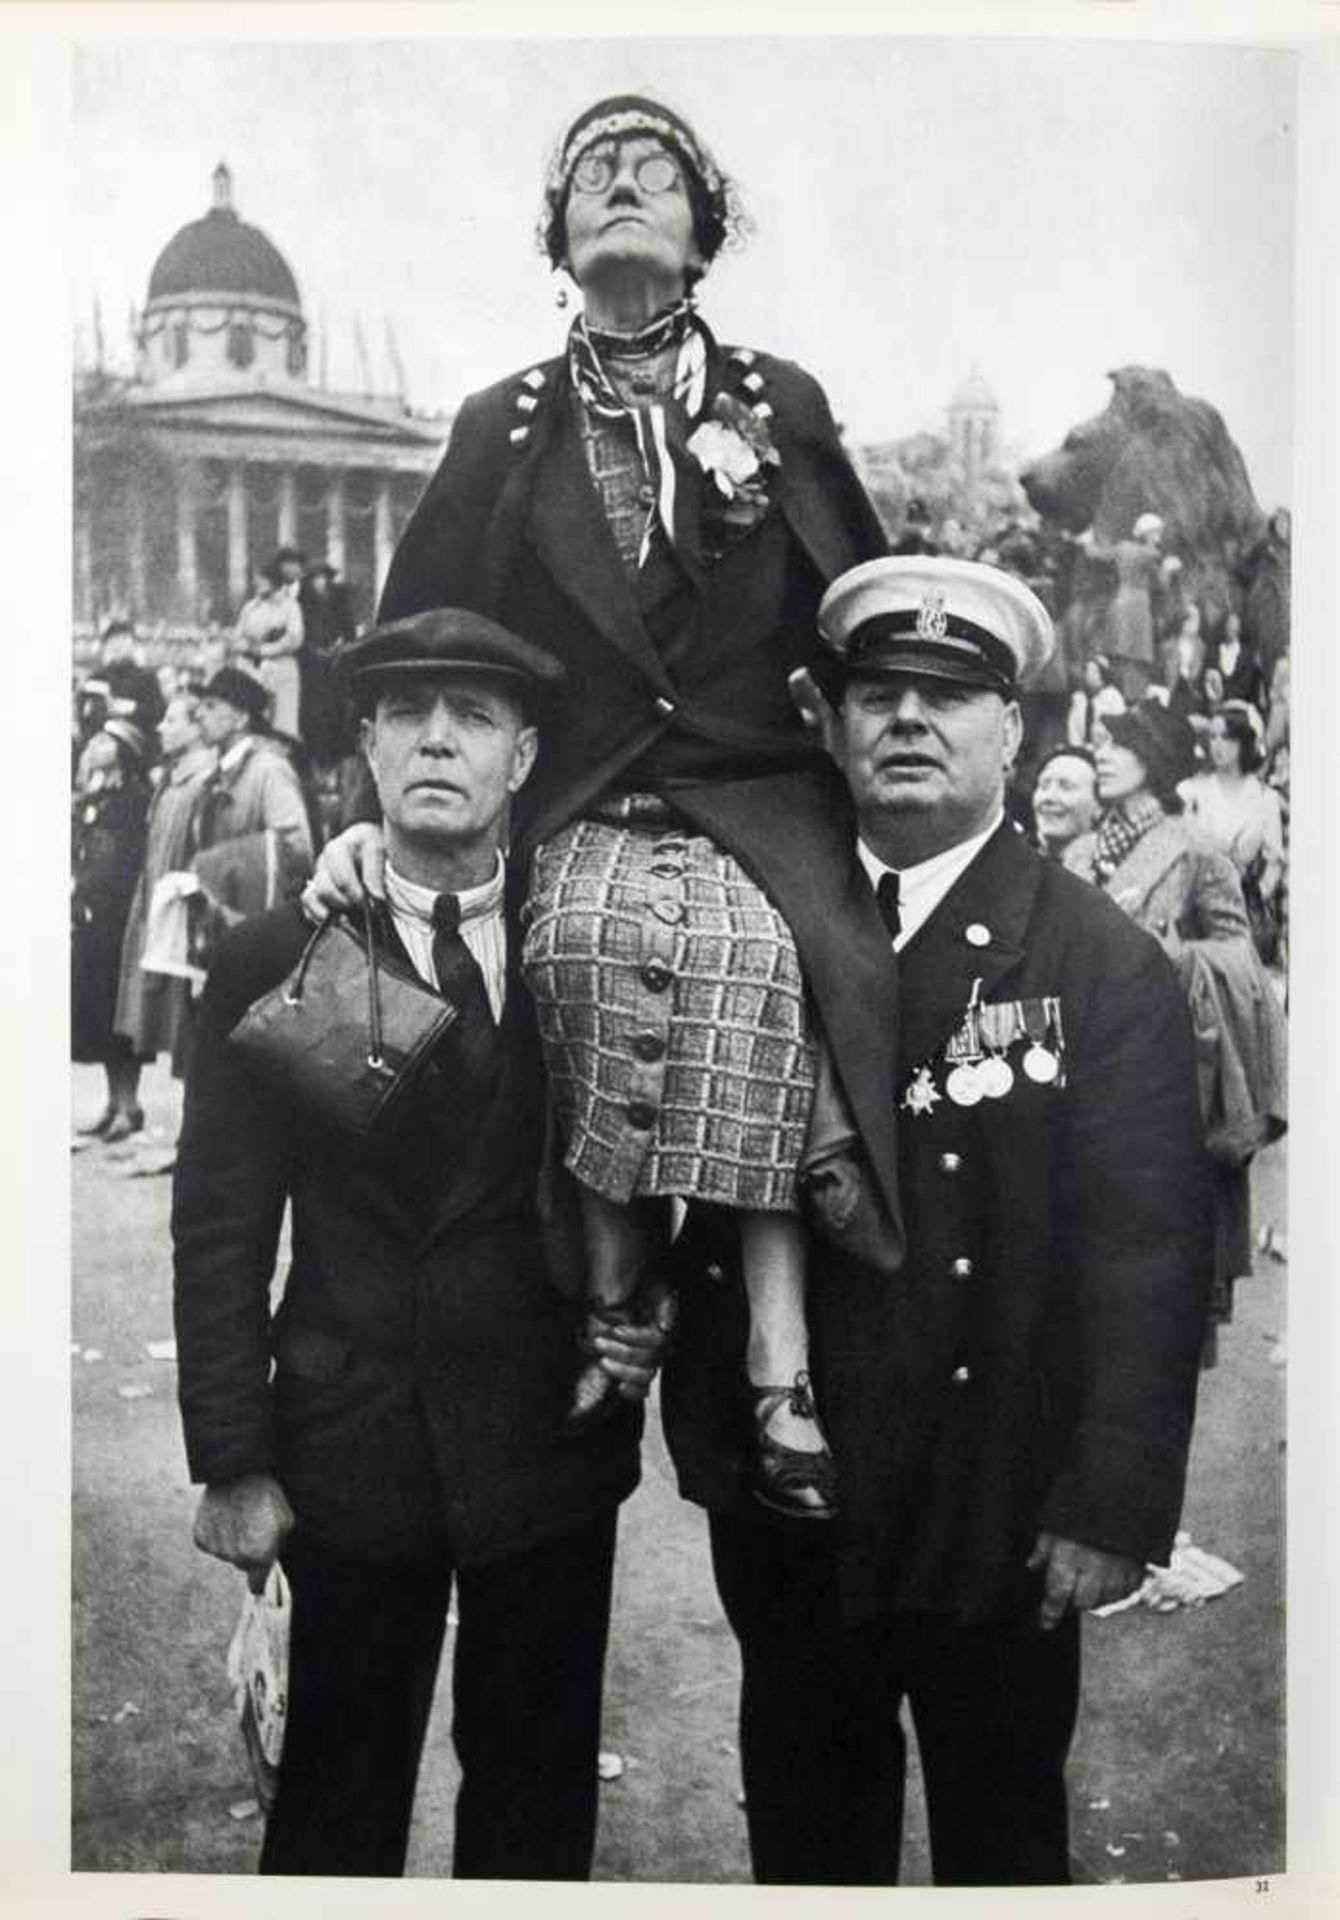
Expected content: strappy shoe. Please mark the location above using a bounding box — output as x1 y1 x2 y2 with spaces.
749 1370 837 1521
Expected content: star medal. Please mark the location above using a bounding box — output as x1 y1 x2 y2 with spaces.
902 1065 942 1116
944 978 985 1106
1021 997 1061 1085
976 1001 1018 1100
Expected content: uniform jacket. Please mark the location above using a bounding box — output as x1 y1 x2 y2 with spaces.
663 822 1214 1627
378 340 905 1232
172 889 641 1569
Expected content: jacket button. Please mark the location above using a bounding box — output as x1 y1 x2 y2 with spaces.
950 1256 973 1279
705 1263 724 1282
951 1364 972 1385
632 1033 666 1063
626 1100 657 1131
939 1152 962 1174
641 960 672 993
655 696 677 717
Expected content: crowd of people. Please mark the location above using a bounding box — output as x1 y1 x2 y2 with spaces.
73 90 1289 1892
70 547 358 1147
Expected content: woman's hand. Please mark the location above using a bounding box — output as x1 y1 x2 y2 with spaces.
301 822 387 921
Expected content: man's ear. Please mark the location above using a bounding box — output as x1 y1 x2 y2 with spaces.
508 724 540 794
1001 699 1024 773
789 668 840 758
358 714 376 774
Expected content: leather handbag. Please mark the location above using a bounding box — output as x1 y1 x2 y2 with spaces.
229 912 456 1142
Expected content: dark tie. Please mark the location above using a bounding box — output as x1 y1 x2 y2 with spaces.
875 870 902 942
430 892 493 1027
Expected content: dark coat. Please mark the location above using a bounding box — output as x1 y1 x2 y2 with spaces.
71 774 149 1063
378 342 904 1232
172 890 640 1569
663 823 1214 1627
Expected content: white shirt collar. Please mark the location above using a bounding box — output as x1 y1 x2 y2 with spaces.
384 851 506 927
857 811 1004 952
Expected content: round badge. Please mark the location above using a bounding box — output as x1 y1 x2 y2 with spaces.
965 923 991 948
977 1056 1014 1099
945 1064 984 1107
1023 1044 1060 1085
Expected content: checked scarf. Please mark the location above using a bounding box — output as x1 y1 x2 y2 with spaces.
1091 791 1166 886
568 300 710 567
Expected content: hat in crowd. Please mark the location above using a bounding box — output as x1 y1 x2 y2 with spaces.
271 546 307 572
1102 701 1198 801
101 717 151 766
335 607 566 701
817 556 1054 695
1132 512 1165 541
1218 697 1266 747
201 665 270 727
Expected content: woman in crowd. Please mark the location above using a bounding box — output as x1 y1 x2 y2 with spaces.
1065 704 1286 1357
1081 510 1169 701
1181 701 1285 966
236 561 304 738
73 719 154 1141
113 690 217 1087
1030 743 1100 862
322 94 904 1517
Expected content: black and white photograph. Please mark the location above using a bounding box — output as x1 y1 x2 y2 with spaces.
8 4 1338 1908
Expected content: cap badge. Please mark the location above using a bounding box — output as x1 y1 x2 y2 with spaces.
916 590 949 642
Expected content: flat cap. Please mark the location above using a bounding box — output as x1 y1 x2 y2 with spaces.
818 556 1054 694
334 607 566 691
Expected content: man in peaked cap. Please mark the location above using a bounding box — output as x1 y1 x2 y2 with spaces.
174 608 668 1879
662 557 1214 1885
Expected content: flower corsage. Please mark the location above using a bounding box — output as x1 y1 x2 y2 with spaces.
687 391 780 551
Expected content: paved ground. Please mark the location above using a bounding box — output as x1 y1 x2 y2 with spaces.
70 1061 1286 1885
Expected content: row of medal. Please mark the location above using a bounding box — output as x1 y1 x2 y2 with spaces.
903 988 1067 1114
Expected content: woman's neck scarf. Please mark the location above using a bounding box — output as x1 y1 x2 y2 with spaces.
567 299 710 566
1091 790 1166 886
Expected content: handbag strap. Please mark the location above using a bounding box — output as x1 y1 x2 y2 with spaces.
284 913 387 1071
362 910 385 1069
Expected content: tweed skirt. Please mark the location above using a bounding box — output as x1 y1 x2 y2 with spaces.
522 818 817 1210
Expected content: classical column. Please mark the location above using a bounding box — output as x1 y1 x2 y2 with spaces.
324 471 347 576
74 496 94 627
127 480 148 621
226 463 249 608
174 458 199 625
277 466 298 548
373 475 395 600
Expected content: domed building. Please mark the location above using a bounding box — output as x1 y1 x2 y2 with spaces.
74 164 447 632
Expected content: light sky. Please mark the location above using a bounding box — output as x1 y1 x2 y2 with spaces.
74 34 1295 505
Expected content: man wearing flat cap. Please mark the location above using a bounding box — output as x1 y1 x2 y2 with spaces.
663 557 1214 1885
173 610 666 1879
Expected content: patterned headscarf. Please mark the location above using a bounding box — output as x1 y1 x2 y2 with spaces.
1091 791 1166 886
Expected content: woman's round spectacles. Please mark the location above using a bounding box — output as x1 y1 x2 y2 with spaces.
571 147 682 197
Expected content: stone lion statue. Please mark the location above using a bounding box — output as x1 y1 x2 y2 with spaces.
1020 368 1288 680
